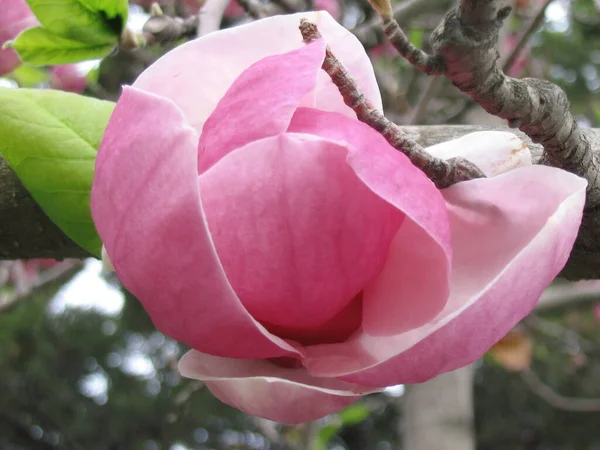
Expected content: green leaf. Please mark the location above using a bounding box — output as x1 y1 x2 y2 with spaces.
10 65 49 88
408 28 424 49
314 424 341 450
338 403 370 426
25 0 128 44
0 88 115 256
9 27 115 66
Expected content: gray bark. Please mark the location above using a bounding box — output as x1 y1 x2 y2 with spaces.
0 155 89 260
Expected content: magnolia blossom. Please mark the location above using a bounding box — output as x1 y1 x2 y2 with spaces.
91 12 586 423
0 0 37 75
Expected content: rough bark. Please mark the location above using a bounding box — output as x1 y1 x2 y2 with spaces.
401 366 475 450
0 157 89 260
374 0 600 280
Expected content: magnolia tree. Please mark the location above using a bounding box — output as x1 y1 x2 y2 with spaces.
0 0 598 433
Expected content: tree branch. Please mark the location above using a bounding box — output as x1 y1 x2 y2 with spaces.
520 368 600 412
368 0 600 279
0 156 90 260
352 0 451 48
0 260 83 313
300 20 486 188
536 280 600 311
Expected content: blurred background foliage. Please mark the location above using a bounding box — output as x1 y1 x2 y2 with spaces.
1 0 600 448
1 260 600 449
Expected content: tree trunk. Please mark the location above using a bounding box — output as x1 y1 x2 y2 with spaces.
401 366 475 450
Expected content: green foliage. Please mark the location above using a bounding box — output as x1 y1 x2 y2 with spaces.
476 304 600 449
0 274 265 450
313 403 371 450
25 0 128 44
0 88 114 256
9 65 49 88
9 27 116 66
6 0 127 65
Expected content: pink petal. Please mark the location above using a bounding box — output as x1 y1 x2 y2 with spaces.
197 40 325 173
289 108 451 335
262 292 363 346
199 133 403 332
306 166 585 386
134 12 381 132
179 350 377 423
91 87 298 359
0 0 37 75
425 131 532 177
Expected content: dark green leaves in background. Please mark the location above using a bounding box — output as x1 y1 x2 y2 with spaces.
0 88 114 256
6 0 128 65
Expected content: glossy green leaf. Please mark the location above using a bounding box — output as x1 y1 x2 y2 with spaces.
0 88 115 256
8 27 115 66
25 0 128 44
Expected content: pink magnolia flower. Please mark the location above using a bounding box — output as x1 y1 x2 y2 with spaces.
0 0 38 76
91 12 586 423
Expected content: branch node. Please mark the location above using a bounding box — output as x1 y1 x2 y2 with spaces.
497 6 512 21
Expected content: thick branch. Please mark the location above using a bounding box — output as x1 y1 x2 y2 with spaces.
0 156 90 260
142 14 199 44
370 0 600 279
381 2 600 206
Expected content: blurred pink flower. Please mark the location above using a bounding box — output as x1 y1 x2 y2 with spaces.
50 65 88 93
91 12 586 423
502 33 531 78
369 41 396 59
314 0 341 19
0 0 38 76
224 0 245 18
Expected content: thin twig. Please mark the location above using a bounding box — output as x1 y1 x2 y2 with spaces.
299 19 485 189
0 260 83 312
502 0 553 74
352 0 449 48
520 368 600 412
369 0 600 207
381 18 444 74
142 14 199 44
408 75 444 125
524 314 594 353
